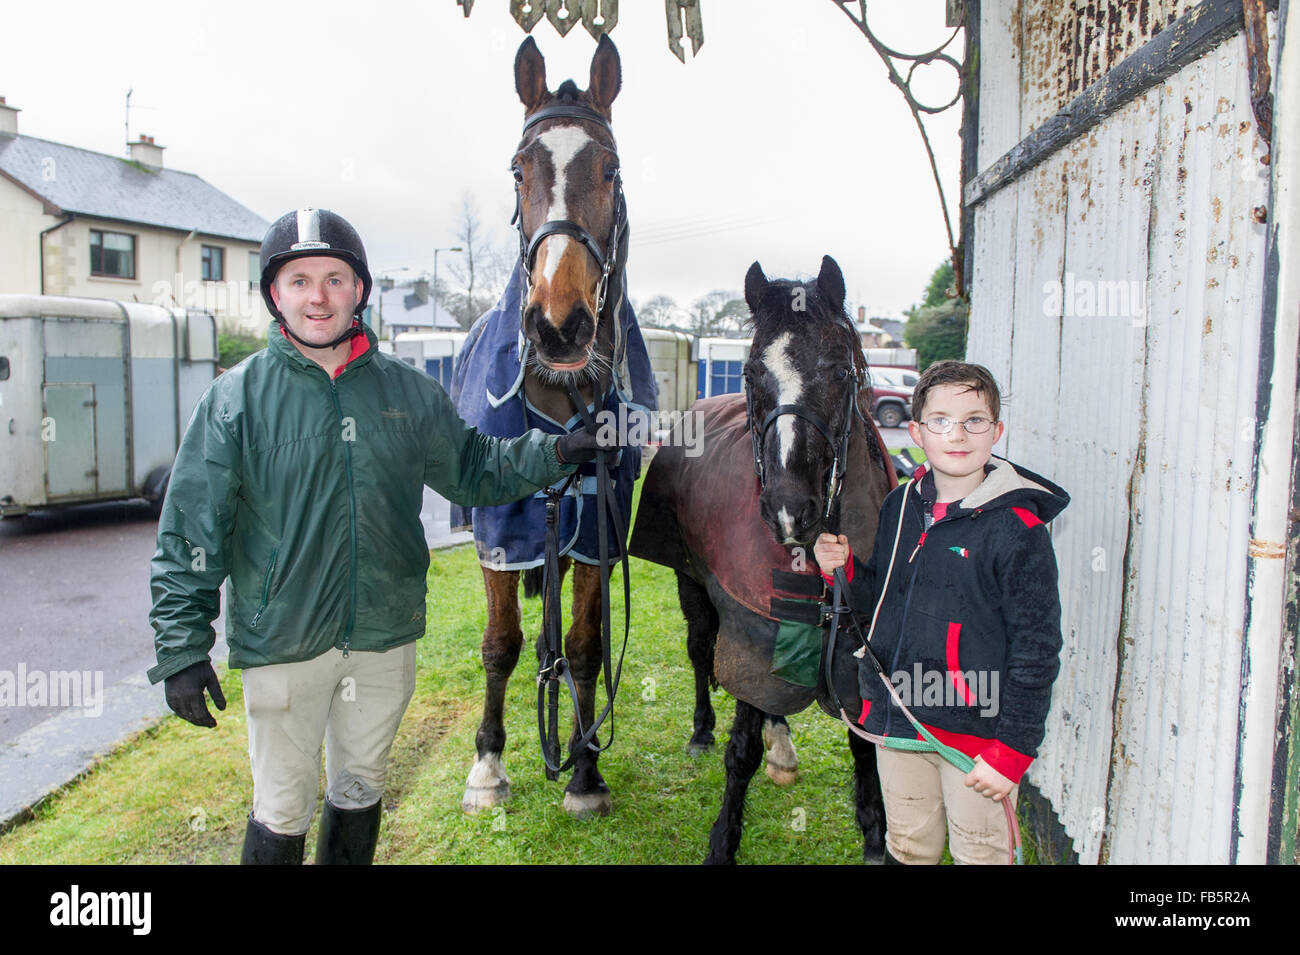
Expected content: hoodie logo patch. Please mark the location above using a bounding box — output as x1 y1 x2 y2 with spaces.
949 546 969 558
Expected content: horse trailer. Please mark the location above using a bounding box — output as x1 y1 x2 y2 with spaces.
693 336 752 400
0 294 217 517
393 331 467 391
640 328 694 414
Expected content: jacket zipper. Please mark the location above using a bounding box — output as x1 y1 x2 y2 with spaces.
329 377 359 658
883 487 964 736
249 547 278 629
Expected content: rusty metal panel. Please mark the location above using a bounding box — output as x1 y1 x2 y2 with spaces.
1020 0 1205 136
967 10 1275 862
977 0 1025 172
1102 26 1271 864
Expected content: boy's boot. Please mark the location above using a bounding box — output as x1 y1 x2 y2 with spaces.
315 799 382 865
240 813 305 865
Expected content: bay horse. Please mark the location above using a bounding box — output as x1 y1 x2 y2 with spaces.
453 35 649 819
630 256 895 863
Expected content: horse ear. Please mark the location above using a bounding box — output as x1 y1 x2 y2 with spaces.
515 36 549 112
744 262 768 313
817 255 846 309
589 34 622 112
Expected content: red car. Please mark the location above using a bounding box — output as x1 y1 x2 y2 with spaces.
870 383 912 429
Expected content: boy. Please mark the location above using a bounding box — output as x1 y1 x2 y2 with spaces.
814 360 1068 865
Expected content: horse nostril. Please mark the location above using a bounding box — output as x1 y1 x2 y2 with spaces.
759 497 774 525
523 302 543 335
796 498 819 532
560 305 594 348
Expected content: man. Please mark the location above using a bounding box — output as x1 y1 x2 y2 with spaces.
148 208 609 864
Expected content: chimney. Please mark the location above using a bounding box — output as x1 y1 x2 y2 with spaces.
857 305 866 324
0 97 18 136
413 278 429 304
378 276 395 292
129 134 165 168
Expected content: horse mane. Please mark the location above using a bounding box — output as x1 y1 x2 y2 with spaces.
744 278 866 376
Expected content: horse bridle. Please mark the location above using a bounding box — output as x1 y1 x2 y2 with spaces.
511 103 628 320
745 358 868 525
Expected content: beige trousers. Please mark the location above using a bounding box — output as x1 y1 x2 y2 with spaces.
242 642 417 836
877 745 1019 865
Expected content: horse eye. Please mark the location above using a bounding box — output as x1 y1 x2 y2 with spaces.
836 367 849 380
512 165 524 184
604 164 619 183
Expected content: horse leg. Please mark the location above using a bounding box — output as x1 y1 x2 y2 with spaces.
675 572 717 755
762 714 799 786
560 562 612 818
704 699 765 865
462 568 521 813
848 727 886 862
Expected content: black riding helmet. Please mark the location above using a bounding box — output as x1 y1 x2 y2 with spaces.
259 208 373 350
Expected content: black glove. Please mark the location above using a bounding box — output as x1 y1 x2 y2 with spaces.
556 425 622 465
164 660 227 728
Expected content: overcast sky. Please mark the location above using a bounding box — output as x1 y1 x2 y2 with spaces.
3 0 964 319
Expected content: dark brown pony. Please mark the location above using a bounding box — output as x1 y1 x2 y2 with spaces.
460 36 627 819
631 256 894 862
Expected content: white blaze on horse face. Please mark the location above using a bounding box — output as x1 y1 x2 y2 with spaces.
535 125 593 297
762 331 804 469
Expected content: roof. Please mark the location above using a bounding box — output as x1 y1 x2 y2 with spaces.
375 286 460 329
0 133 268 242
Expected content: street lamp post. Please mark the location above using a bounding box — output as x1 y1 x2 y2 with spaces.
432 246 464 329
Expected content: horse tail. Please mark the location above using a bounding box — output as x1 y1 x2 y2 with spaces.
522 566 545 599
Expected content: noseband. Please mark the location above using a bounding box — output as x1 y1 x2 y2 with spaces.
745 361 866 525
512 103 627 318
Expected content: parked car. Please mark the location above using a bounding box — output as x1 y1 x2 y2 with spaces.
870 383 912 429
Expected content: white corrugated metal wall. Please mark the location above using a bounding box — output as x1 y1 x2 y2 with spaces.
966 1 1280 862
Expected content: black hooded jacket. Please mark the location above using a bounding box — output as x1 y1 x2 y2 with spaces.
845 455 1069 783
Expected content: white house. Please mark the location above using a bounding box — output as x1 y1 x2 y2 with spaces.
0 97 270 335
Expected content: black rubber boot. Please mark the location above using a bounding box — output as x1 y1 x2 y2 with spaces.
315 800 382 865
240 814 305 865
883 846 904 864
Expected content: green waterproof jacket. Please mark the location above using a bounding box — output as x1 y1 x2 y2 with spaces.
147 324 575 683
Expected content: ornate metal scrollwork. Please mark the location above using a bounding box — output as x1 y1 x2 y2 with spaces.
832 1 969 297
460 1 699 60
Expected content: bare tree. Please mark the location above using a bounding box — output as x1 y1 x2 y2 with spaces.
436 193 521 328
689 290 747 337
636 294 678 329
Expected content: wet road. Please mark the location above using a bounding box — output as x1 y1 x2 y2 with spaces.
0 487 468 746
0 500 173 742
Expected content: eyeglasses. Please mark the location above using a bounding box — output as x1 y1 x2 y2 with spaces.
920 416 996 435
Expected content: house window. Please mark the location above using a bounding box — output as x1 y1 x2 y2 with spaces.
89 230 136 279
201 245 225 281
249 251 261 286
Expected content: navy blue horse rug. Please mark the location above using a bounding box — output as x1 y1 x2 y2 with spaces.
448 265 657 569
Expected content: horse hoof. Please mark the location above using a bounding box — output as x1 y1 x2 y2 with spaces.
462 755 512 813
764 763 799 786
762 720 799 785
686 733 714 755
563 790 612 819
